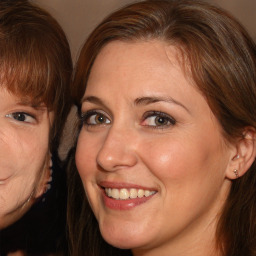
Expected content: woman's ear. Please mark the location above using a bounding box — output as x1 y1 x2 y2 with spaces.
34 153 52 199
226 127 256 180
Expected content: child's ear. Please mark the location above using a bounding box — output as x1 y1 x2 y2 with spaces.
226 127 256 180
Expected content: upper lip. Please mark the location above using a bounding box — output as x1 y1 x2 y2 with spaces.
99 181 157 191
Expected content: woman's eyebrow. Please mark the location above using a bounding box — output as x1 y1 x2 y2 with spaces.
134 96 190 113
82 96 104 106
16 100 46 111
81 96 112 114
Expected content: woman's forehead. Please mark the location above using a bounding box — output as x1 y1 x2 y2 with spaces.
0 86 46 108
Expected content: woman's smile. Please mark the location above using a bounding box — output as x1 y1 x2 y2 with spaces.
76 39 233 252
0 176 12 185
104 188 156 200
98 181 158 210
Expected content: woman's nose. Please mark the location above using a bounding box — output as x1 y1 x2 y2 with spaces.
96 126 138 172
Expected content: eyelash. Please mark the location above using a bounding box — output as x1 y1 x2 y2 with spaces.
81 110 176 129
141 111 176 129
81 110 110 127
5 112 36 124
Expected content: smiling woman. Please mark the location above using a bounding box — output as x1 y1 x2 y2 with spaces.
0 0 72 255
67 0 256 256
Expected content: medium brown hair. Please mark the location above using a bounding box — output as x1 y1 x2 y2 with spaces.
0 0 72 153
68 0 256 255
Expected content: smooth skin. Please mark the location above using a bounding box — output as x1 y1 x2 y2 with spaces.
76 40 253 256
0 88 52 229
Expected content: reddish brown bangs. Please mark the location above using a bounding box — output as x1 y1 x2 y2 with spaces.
0 36 59 109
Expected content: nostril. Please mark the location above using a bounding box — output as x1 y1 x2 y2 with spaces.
95 127 138 171
96 147 137 172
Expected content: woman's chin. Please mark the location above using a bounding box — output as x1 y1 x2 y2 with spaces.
103 236 141 250
100 226 151 250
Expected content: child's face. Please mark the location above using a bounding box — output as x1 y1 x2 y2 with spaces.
0 88 53 229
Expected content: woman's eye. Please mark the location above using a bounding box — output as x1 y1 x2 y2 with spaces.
142 112 176 128
82 111 110 126
5 112 36 123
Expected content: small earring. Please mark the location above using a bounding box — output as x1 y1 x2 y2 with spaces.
233 169 239 178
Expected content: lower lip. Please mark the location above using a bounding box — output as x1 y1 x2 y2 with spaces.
102 190 156 210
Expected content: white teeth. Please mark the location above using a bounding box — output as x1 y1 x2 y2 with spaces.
138 189 144 198
111 188 119 199
106 188 111 197
144 190 150 197
120 188 129 200
130 188 138 199
104 187 156 200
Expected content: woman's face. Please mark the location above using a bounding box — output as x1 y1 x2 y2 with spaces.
76 40 234 254
0 88 52 229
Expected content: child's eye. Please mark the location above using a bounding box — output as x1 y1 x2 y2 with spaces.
141 111 176 128
5 112 36 124
81 111 111 126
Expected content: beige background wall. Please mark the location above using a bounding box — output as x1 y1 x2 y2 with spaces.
32 0 256 158
33 0 256 61
33 0 135 60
